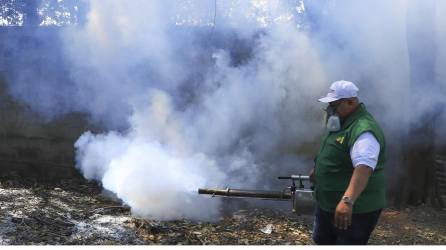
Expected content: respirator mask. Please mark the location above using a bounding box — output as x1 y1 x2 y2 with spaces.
324 104 341 132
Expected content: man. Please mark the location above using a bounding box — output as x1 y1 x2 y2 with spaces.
309 80 386 245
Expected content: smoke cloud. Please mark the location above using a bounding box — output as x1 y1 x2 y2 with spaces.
2 0 446 220
68 0 326 220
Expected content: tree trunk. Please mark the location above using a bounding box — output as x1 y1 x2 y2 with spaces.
398 0 441 208
21 0 40 28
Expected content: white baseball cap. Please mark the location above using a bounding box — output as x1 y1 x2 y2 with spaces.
318 80 359 103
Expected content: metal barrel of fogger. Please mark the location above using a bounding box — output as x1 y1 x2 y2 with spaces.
198 188 292 200
278 175 310 181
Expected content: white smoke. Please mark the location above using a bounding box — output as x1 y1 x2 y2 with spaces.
69 0 446 220
3 0 446 220
68 0 325 220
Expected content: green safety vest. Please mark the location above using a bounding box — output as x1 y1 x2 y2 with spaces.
314 103 386 213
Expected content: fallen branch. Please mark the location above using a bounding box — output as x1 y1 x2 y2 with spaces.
31 215 74 228
89 205 130 215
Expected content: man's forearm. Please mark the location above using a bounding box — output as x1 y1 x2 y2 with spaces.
343 165 373 202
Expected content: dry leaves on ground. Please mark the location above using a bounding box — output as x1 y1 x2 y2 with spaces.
0 178 445 245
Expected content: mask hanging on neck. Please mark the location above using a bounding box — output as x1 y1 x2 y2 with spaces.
325 105 341 132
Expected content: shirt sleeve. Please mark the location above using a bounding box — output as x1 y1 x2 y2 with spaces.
350 132 380 170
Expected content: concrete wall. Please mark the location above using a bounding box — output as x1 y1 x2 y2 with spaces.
0 76 89 181
0 27 90 181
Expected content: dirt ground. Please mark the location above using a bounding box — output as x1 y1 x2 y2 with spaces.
0 178 445 245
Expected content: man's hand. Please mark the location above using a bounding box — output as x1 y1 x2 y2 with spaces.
334 200 352 230
334 165 372 230
309 167 315 184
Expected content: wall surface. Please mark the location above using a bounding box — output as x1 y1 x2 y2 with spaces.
0 27 90 180
0 77 89 181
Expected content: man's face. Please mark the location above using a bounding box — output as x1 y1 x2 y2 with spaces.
328 99 350 119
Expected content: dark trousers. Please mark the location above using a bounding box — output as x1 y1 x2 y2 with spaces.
312 206 382 245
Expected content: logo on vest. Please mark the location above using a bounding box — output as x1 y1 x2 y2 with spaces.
336 136 345 144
